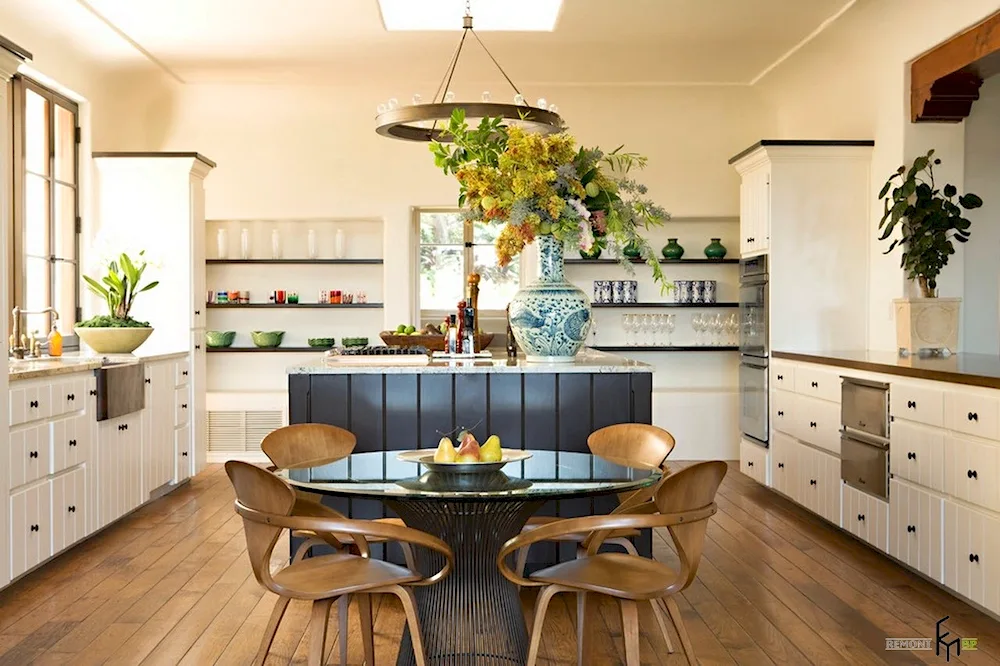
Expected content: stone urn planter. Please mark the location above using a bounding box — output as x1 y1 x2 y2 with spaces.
893 297 960 355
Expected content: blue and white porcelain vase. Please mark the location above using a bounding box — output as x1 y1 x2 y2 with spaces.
508 235 591 362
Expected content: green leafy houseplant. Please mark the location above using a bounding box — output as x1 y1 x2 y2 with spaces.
78 251 159 328
878 150 983 297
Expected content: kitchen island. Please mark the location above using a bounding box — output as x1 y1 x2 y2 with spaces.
286 349 653 567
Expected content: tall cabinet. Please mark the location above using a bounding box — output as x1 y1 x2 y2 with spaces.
92 152 215 478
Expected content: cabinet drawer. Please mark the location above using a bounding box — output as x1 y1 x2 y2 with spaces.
9 423 51 489
945 434 1000 512
889 480 943 582
771 389 795 437
842 484 888 553
770 361 795 392
51 413 90 475
739 438 768 485
945 389 1000 441
175 387 190 427
793 394 841 456
944 500 1000 614
175 359 190 387
889 381 944 428
794 365 841 403
10 383 52 426
770 431 797 497
51 466 87 554
798 445 841 526
9 480 52 580
49 376 88 418
889 420 945 492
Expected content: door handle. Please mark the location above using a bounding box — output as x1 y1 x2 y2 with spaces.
777 374 783 380
194 309 201 315
29 400 38 408
181 451 189 457
69 439 77 447
747 461 754 467
68 505 76 513
181 404 188 409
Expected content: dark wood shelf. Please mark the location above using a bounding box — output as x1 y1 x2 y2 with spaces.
207 302 383 309
565 257 738 265
591 345 739 352
207 347 332 353
591 302 738 308
207 258 383 265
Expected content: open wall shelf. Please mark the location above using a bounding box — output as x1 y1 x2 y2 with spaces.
207 302 383 309
592 302 738 308
566 258 738 265
207 347 332 353
207 259 383 265
590 345 738 352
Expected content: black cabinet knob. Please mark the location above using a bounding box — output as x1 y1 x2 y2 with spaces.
777 410 784 417
195 344 201 350
809 421 817 428
145 378 151 384
30 524 38 532
857 514 865 521
777 374 783 380
182 371 189 376
907 525 916 533
67 393 75 401
69 439 77 447
970 553 980 563
194 309 201 315
29 400 38 408
68 505 76 513
181 404 188 409
907 451 916 460
968 411 979 422
89 389 97 396
124 424 128 431
811 381 818 388
968 469 978 479
777 462 784 469
28 451 38 459
747 461 754 467
809 479 817 486
181 451 189 457
907 400 916 409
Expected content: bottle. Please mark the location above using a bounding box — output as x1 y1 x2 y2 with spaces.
446 314 459 354
47 322 63 357
463 307 477 353
506 305 518 359
467 273 481 336
456 301 467 354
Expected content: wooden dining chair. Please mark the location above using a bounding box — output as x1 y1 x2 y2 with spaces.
513 423 676 576
227 461 453 666
498 460 727 666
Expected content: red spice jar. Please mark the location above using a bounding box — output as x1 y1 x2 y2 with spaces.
332 290 342 304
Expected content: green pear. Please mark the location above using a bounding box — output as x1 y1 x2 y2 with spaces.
480 434 502 462
433 436 457 463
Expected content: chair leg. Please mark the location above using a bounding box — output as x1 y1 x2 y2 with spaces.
401 542 417 571
664 596 697 666
394 586 427 666
649 598 675 653
253 595 289 666
308 598 333 666
338 595 349 666
358 593 376 665
576 592 593 666
527 586 561 666
620 599 641 666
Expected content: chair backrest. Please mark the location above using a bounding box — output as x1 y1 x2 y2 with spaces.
653 460 727 594
260 423 357 470
225 460 296 591
587 423 676 471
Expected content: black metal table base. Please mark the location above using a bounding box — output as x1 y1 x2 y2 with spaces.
388 498 542 666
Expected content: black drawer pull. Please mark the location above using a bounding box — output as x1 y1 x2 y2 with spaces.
181 451 189 457
67 393 75 401
970 553 980 563
29 400 38 408
69 439 77 447
777 462 784 469
907 525 916 533
30 524 38 532
747 461 754 467
968 469 978 479
968 411 979 422
123 424 128 431
907 451 916 460
777 374 783 381
145 378 151 384
907 400 916 409
182 371 189 376
809 421 817 428
777 410 784 417
181 404 188 409
89 389 97 396
68 505 76 513
28 451 38 459
195 344 201 350
857 514 865 522
194 309 201 315
118 424 123 431
809 479 817 486
811 381 818 388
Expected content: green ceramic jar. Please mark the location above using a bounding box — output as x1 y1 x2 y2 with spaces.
704 238 728 259
579 244 602 260
661 238 684 260
622 242 642 259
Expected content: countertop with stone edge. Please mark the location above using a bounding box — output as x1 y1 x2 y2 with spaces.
287 348 652 375
9 348 189 381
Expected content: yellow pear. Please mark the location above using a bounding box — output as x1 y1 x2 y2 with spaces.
433 436 457 463
480 434 502 462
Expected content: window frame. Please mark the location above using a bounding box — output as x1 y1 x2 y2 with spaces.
412 206 527 329
10 74 81 347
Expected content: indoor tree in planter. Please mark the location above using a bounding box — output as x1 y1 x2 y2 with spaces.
878 149 982 297
75 251 159 353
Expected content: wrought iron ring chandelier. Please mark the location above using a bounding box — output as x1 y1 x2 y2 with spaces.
374 5 564 142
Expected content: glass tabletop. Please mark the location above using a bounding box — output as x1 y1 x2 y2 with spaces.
282 450 662 501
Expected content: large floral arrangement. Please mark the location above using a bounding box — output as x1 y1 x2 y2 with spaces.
430 110 670 285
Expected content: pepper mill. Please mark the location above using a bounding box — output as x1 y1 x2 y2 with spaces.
467 273 481 335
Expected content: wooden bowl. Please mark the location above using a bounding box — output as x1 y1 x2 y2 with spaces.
379 331 495 352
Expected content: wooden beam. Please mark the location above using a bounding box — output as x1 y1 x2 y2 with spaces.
911 10 1000 122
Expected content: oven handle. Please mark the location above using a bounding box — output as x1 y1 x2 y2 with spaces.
841 429 889 449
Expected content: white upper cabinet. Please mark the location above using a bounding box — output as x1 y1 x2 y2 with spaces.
738 163 770 256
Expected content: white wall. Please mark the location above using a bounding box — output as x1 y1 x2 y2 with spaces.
963 76 1000 355
755 0 1000 351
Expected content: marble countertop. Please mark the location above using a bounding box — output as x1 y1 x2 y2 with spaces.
287 348 652 375
9 348 189 381
773 350 1000 390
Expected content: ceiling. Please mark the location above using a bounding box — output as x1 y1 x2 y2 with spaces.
3 0 854 85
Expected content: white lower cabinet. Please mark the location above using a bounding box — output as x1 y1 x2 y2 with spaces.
770 431 797 498
51 413 91 475
796 443 842 526
944 500 1000 614
739 438 768 485
890 419 945 492
143 361 177 493
97 412 143 529
9 481 52 580
889 479 943 582
8 422 50 490
842 483 888 553
944 433 1000 512
51 467 87 554
176 425 192 483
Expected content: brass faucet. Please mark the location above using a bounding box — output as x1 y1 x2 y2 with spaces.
10 306 59 359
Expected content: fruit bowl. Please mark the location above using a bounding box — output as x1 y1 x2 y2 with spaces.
396 449 532 474
380 332 494 352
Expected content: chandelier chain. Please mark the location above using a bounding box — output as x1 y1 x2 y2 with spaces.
469 29 522 97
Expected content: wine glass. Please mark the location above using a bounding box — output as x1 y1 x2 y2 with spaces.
640 314 653 347
691 313 703 346
665 314 675 346
621 314 630 346
713 314 725 346
727 313 739 345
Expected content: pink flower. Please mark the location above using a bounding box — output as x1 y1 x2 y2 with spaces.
592 210 607 234
579 216 595 252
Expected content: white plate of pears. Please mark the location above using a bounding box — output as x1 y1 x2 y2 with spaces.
397 431 532 474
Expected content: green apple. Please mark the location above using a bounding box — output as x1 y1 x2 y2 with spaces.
396 324 407 333
405 325 416 334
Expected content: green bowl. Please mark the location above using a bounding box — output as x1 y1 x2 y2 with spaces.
205 331 236 348
341 337 369 348
308 337 336 348
250 330 285 348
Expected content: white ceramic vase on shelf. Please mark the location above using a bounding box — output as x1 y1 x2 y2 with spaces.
271 229 281 259
335 229 345 259
216 229 228 259
241 228 250 259
308 229 318 259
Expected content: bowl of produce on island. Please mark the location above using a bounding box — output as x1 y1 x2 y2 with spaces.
205 331 236 348
250 330 285 348
307 337 336 348
381 323 494 352
397 432 531 474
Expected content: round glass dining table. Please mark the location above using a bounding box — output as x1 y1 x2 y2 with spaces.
283 450 662 666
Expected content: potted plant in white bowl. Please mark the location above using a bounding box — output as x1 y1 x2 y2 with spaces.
75 251 159 354
879 149 983 354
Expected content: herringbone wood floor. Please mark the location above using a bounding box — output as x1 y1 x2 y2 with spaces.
0 462 997 665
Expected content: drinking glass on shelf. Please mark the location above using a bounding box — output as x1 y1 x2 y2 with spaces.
621 314 630 346
714 314 725 346
666 314 676 346
646 314 656 346
637 314 648 347
691 313 703 346
727 313 739 345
